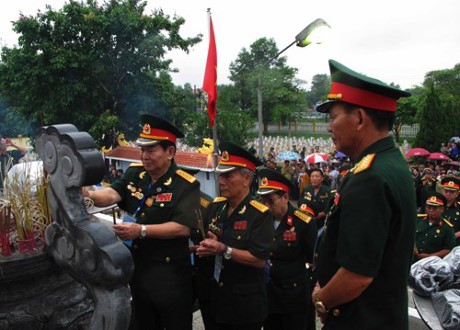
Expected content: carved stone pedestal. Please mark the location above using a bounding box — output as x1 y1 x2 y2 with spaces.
0 250 93 329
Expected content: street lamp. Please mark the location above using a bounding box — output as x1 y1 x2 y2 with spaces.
257 18 330 160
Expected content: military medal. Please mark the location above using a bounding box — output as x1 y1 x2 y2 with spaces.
145 197 154 207
156 193 172 202
233 220 247 230
287 215 293 226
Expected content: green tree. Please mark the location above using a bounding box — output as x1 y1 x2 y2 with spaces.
0 0 201 146
228 38 304 135
306 73 330 108
183 84 256 148
415 84 454 151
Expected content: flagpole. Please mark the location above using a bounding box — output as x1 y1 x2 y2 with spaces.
206 8 220 197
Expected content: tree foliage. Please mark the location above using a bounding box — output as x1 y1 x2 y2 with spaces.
0 0 201 146
228 38 305 134
414 64 460 150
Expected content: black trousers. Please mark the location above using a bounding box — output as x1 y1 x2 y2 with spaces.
130 259 193 330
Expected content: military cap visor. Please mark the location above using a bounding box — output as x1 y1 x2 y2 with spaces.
135 114 184 147
257 168 294 195
316 59 410 113
216 141 263 173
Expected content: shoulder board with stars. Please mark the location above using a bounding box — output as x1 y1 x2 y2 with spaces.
294 210 312 224
353 154 376 175
176 169 197 183
129 162 144 167
443 217 454 227
249 200 269 213
213 196 227 203
201 197 211 209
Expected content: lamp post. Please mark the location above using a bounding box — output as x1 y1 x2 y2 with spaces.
257 18 330 160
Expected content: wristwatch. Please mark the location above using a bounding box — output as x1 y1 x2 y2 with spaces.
223 246 233 259
314 295 328 314
140 224 147 239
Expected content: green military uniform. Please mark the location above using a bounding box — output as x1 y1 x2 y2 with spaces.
265 204 317 330
112 160 200 329
205 195 274 327
414 216 456 262
190 191 217 330
298 184 331 228
443 202 460 245
316 137 416 329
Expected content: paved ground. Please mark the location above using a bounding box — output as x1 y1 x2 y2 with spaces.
192 287 430 329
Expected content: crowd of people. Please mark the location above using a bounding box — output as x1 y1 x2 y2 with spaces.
81 59 446 330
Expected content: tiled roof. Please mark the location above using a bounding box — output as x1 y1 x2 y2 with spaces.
104 146 215 170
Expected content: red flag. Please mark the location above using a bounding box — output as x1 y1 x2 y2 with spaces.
202 15 217 127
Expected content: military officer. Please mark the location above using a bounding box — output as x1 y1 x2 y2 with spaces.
441 176 460 245
85 114 200 330
196 141 274 330
312 60 416 329
257 168 317 330
414 192 456 262
298 168 331 229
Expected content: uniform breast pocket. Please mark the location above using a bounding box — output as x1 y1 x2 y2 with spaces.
228 230 249 248
143 200 175 224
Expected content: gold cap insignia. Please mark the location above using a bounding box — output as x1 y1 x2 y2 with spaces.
222 151 229 161
328 93 343 100
143 123 151 135
261 177 269 187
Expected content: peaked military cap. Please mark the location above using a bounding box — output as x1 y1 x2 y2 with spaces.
441 176 460 191
316 59 411 113
135 114 184 147
426 191 447 207
257 168 295 196
216 141 263 173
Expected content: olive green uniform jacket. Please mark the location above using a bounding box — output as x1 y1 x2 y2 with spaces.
267 204 317 313
205 194 274 325
443 202 460 245
316 137 417 330
415 217 455 261
298 184 332 228
111 160 200 329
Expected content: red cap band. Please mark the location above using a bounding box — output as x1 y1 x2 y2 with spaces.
140 126 177 143
329 82 398 112
259 179 290 193
220 154 256 172
426 196 444 206
443 181 460 190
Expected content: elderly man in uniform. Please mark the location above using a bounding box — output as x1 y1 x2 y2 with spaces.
85 114 200 330
414 192 456 261
311 60 416 329
196 141 274 330
298 168 331 229
441 176 460 245
257 168 317 330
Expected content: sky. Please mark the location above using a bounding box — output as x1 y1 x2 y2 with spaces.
1 0 460 90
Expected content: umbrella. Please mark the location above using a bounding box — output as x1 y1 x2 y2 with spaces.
335 151 347 158
405 148 430 158
276 151 300 161
428 152 451 161
305 153 328 163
